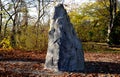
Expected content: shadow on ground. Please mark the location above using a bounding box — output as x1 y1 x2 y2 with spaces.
85 61 120 74
1 58 120 74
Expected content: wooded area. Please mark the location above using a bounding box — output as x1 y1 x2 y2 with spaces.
0 0 120 51
0 0 120 76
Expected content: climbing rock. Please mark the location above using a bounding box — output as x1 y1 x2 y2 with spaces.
44 4 84 72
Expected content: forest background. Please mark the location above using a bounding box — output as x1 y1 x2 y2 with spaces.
0 0 120 52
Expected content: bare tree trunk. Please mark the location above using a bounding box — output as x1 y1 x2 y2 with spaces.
34 0 41 48
37 0 41 26
41 0 45 24
108 0 113 41
21 0 28 27
108 0 117 44
11 13 18 47
0 0 2 35
4 17 11 37
113 0 117 16
34 0 50 26
10 0 20 47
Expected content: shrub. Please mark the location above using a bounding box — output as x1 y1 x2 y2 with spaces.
0 36 13 50
16 26 49 51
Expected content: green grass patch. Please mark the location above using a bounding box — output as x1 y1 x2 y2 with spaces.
82 42 120 53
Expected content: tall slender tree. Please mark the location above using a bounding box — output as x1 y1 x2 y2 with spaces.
108 0 118 45
10 0 20 47
0 0 2 35
21 0 28 27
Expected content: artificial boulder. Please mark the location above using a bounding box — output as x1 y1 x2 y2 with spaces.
44 4 84 72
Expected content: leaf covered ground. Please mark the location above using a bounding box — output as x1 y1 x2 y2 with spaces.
0 50 120 77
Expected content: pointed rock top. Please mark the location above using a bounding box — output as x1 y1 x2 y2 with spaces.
52 4 67 20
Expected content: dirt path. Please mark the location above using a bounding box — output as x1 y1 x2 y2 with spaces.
0 50 120 77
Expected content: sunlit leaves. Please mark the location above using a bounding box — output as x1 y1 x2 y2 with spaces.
0 36 13 50
68 1 109 42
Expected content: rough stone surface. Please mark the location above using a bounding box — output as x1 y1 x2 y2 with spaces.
44 4 85 72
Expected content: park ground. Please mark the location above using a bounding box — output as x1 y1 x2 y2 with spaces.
0 49 120 77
